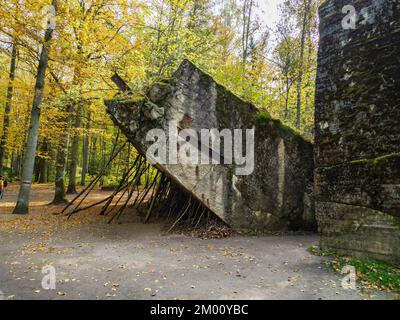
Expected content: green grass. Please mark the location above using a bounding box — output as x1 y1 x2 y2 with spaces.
331 257 400 293
308 246 400 293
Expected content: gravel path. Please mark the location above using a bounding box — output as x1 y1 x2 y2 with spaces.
0 184 394 300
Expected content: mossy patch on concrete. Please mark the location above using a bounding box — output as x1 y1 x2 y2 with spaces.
105 96 145 108
349 152 400 167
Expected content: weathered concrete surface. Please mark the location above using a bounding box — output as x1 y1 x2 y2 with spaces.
315 0 400 264
106 60 315 233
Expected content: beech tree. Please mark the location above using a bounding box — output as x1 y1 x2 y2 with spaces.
13 0 57 214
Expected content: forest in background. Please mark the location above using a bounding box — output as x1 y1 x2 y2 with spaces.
0 0 321 211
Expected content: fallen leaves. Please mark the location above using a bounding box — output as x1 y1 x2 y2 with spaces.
220 246 243 258
144 287 158 297
20 243 54 255
0 201 113 236
188 224 237 240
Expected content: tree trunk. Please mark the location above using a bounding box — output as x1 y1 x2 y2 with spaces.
99 137 106 187
296 0 311 130
285 77 290 120
52 104 73 204
38 140 48 183
0 41 17 175
67 105 82 194
12 153 21 178
242 0 254 77
53 147 68 204
34 156 40 182
46 160 51 183
80 111 90 186
89 136 97 175
13 1 57 214
10 153 15 178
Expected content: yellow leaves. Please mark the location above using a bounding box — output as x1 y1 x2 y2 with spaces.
20 242 54 256
0 205 106 235
0 0 318 164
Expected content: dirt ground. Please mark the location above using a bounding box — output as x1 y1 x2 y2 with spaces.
0 184 395 300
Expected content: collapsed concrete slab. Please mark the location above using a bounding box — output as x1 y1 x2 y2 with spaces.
105 60 315 233
315 0 400 264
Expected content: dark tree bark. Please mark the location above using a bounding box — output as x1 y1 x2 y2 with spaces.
99 136 106 187
12 153 22 178
0 41 17 175
80 111 90 186
52 104 73 204
34 156 40 182
37 140 49 184
67 105 82 194
89 136 97 175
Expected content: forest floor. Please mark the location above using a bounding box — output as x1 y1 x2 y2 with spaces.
0 184 397 300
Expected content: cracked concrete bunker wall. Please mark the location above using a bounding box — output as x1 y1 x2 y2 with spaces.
106 60 315 234
315 0 400 264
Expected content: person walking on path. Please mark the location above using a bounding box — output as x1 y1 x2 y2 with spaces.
0 176 8 200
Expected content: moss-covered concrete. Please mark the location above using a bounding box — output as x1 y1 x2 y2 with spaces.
315 0 400 265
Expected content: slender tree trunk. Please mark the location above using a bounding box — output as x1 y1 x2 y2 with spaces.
17 153 23 178
46 161 51 183
99 137 106 187
67 105 82 194
296 0 311 130
12 153 21 178
285 77 290 120
38 159 47 183
53 148 68 204
126 144 131 170
80 110 90 186
89 136 97 175
0 41 17 175
34 157 40 182
242 0 253 77
13 1 57 214
10 153 15 178
52 104 73 204
38 140 48 183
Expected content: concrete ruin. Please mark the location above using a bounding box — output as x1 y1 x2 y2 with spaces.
103 0 399 265
106 60 315 234
315 0 400 264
